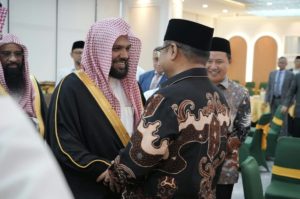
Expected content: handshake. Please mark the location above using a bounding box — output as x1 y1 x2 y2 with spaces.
97 168 123 193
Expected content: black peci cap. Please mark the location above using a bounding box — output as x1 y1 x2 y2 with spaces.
210 37 231 54
72 40 85 51
163 19 214 51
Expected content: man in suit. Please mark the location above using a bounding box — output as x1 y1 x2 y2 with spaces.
139 47 167 93
282 55 300 137
289 56 300 75
265 57 294 115
265 56 294 135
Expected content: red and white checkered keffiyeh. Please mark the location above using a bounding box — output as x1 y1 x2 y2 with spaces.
0 6 7 38
0 34 36 117
81 18 143 126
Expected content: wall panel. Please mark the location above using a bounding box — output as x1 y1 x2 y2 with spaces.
228 36 247 85
253 36 277 87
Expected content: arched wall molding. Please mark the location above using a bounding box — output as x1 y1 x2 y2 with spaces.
228 36 247 84
227 33 253 82
253 35 278 87
225 32 281 82
253 32 281 56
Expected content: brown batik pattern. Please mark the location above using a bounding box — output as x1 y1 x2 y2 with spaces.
143 93 165 118
115 92 229 198
110 155 136 187
134 92 228 185
170 92 229 198
120 176 178 199
156 176 178 198
129 94 169 168
218 80 251 184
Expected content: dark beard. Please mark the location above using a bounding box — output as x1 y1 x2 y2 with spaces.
109 59 129 79
3 63 24 93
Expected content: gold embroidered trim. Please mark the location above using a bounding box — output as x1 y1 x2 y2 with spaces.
54 77 111 168
30 75 45 137
75 71 130 147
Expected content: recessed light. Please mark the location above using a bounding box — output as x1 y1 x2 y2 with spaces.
267 2 272 6
202 4 208 8
222 9 228 13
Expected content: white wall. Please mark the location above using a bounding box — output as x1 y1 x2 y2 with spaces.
4 1 300 82
97 0 120 20
124 0 185 71
9 0 56 81
57 0 95 81
183 11 215 28
127 3 161 70
2 0 122 82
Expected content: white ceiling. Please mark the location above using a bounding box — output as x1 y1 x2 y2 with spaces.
183 0 300 18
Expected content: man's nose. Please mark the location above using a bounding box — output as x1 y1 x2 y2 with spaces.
209 62 217 69
8 53 19 62
120 48 129 59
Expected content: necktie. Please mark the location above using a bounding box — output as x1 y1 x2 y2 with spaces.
149 73 161 90
275 71 282 96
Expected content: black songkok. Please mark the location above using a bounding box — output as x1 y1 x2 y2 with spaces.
210 37 231 54
164 19 214 51
72 40 85 51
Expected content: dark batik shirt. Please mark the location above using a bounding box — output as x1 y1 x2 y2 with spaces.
109 68 231 199
217 78 251 184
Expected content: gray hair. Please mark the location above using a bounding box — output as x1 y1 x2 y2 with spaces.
165 40 210 65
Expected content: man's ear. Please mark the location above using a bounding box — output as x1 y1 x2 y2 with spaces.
170 43 179 60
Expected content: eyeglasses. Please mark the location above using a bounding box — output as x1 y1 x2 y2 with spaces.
155 44 171 57
0 51 24 59
72 51 83 55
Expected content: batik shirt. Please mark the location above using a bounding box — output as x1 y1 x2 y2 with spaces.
109 68 231 199
217 78 251 184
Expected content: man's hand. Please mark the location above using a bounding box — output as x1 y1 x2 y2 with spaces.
96 169 121 193
96 169 109 183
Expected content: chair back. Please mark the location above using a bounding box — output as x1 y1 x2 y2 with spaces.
272 137 300 184
245 82 256 96
245 81 256 88
250 113 272 171
240 156 264 199
269 105 284 134
257 113 272 126
259 82 268 90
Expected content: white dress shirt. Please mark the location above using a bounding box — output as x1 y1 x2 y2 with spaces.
109 77 134 136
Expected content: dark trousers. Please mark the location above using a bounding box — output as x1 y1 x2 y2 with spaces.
216 184 234 199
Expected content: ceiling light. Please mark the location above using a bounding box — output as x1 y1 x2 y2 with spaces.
202 4 208 8
248 9 300 17
267 2 272 6
222 9 228 13
224 0 245 7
